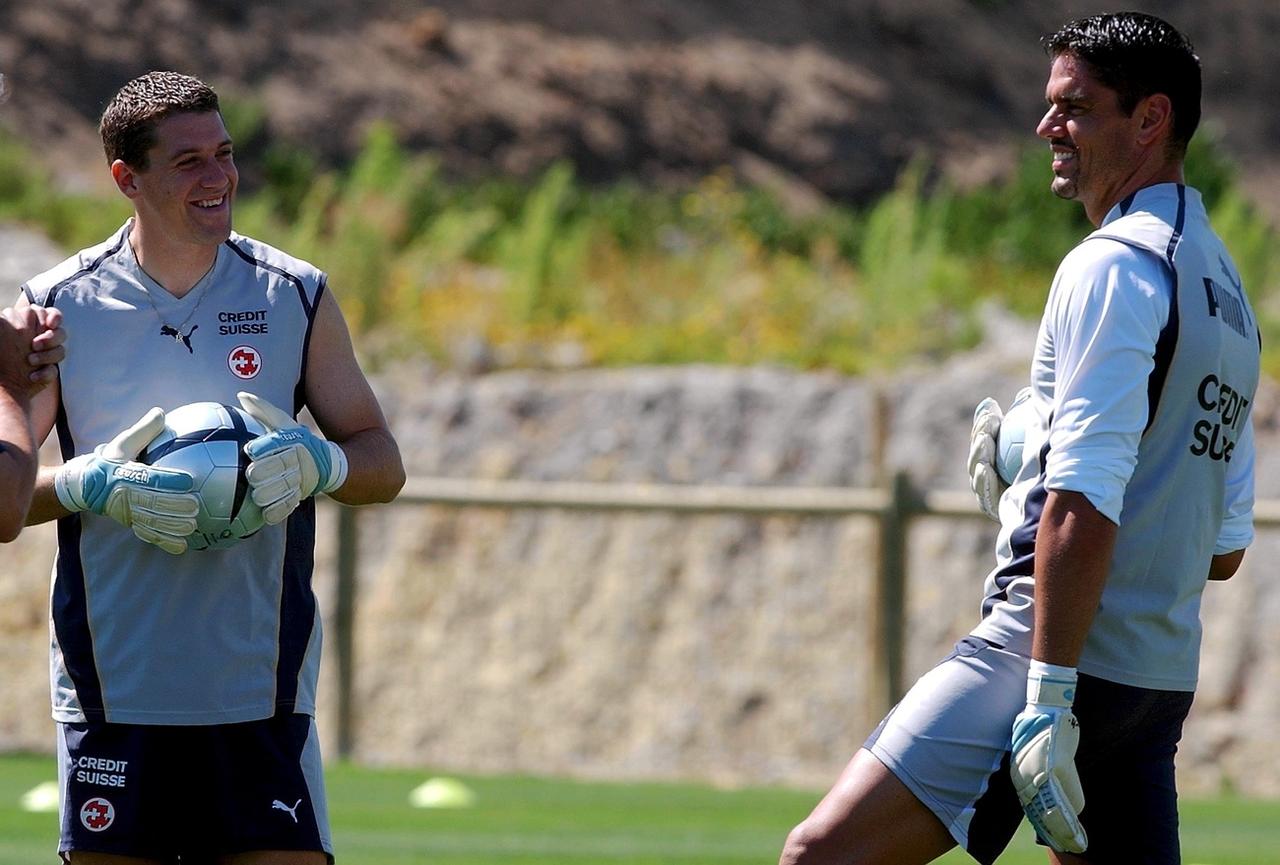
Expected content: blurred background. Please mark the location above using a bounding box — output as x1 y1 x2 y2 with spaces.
2 0 1280 853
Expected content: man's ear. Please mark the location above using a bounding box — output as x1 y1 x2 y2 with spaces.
1135 93 1174 148
110 159 141 199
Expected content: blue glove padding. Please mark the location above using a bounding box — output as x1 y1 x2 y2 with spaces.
238 392 349 525
54 408 200 555
1009 661 1088 854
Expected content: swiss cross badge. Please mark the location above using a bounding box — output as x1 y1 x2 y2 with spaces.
80 797 116 832
228 344 262 380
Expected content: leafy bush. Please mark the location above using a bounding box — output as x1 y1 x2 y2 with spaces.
3 126 1278 375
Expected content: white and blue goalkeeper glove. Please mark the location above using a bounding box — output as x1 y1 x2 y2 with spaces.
238 392 348 525
1010 659 1088 854
968 396 1006 521
54 407 200 555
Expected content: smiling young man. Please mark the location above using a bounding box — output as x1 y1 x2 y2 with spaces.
779 13 1258 865
19 71 405 863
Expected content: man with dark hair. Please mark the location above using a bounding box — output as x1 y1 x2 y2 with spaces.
780 12 1257 865
20 70 404 863
1041 12 1201 158
0 303 64 540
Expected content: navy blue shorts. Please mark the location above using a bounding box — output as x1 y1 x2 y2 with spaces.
1065 673 1195 863
57 713 332 863
866 638 1194 864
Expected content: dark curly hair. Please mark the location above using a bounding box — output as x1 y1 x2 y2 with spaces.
100 71 221 168
1043 12 1201 157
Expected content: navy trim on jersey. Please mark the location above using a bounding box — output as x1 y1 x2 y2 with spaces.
1118 192 1138 216
1163 186 1186 264
294 275 325 415
223 239 316 319
982 437 1052 618
276 498 318 710
39 233 129 307
52 515 106 720
1142 186 1186 434
51 405 105 720
1145 277 1180 434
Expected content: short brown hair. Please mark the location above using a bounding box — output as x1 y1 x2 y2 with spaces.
99 71 221 168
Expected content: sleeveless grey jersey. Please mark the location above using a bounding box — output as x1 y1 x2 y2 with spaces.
972 184 1260 691
24 221 327 724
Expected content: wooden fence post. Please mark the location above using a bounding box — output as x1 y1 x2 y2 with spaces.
335 505 359 760
872 471 912 720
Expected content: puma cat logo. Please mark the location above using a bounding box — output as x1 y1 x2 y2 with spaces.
271 798 302 823
160 324 198 353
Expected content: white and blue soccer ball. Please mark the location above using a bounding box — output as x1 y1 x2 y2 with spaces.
996 387 1033 484
141 402 267 551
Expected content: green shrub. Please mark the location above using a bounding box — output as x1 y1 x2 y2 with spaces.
2 126 1277 375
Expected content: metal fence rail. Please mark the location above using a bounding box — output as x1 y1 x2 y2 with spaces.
331 474 1280 757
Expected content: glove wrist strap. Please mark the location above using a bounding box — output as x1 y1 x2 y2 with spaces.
1026 658 1077 709
320 441 349 495
54 463 86 513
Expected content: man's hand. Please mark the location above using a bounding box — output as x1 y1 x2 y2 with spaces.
968 396 1007 520
1009 660 1088 854
238 392 348 525
54 408 200 555
1 306 43 397
0 305 66 397
26 305 66 391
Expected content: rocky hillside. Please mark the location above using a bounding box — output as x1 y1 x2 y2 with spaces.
3 1 1280 214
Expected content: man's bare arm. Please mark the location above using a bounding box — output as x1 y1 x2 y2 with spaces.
1031 489 1118 666
302 288 404 506
1208 549 1245 581
3 303 67 535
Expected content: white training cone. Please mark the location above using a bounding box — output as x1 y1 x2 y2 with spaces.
408 776 477 809
20 780 60 813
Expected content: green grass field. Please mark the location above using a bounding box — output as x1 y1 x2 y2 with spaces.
2 752 1276 864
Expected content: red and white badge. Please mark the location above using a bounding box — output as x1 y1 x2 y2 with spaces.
80 797 116 832
228 344 262 380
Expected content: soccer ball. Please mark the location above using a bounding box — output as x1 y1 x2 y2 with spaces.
997 387 1033 484
140 402 267 551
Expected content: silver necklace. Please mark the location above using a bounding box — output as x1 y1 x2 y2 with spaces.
130 238 215 353
141 284 210 353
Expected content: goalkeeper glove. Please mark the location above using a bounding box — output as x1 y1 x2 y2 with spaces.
238 392 348 525
1009 659 1088 854
968 396 1006 521
54 408 200 555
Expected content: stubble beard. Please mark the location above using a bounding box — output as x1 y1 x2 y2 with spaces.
1050 174 1078 201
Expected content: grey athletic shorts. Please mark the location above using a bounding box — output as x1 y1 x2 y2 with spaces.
865 636 1194 865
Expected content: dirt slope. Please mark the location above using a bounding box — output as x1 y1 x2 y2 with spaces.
1 1 1278 208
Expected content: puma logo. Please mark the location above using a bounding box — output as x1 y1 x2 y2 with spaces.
160 324 198 353
271 798 302 823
